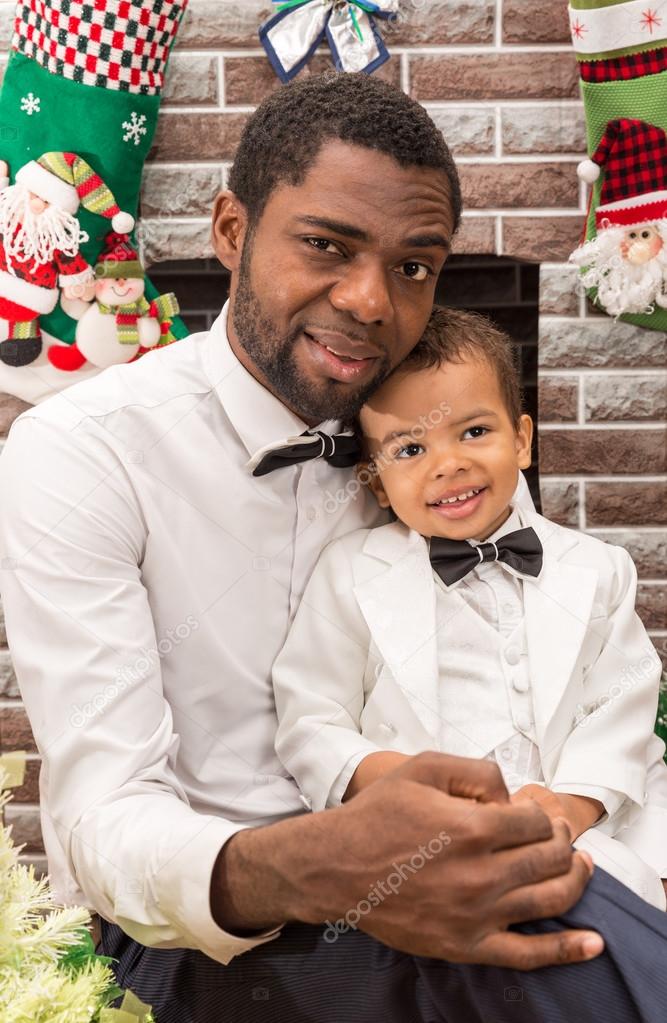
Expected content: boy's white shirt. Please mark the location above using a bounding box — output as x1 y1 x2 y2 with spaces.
273 496 667 907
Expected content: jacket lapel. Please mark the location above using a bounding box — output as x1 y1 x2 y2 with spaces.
353 523 441 741
523 512 599 749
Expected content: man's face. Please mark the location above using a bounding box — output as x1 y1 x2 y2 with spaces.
224 140 455 424
359 357 533 542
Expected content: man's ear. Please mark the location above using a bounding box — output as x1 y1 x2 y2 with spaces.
211 191 249 272
515 414 534 470
358 459 392 509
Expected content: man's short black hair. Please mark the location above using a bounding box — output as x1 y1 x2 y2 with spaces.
228 72 461 231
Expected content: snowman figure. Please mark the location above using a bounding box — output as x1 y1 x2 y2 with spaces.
48 231 179 372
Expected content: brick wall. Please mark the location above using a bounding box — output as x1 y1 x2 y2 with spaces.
0 0 665 876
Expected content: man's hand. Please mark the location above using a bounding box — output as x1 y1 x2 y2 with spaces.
511 783 604 840
211 752 603 970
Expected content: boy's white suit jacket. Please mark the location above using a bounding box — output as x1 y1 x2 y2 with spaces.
273 509 667 884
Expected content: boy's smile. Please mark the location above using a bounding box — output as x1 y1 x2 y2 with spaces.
359 356 533 542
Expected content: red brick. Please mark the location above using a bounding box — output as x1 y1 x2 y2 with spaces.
225 54 400 107
3 805 43 853
150 112 249 163
540 479 579 527
539 376 579 423
10 757 40 803
540 428 667 475
451 217 496 255
0 706 37 752
177 1 269 49
584 374 667 423
0 393 31 436
503 216 582 261
387 0 495 44
410 53 579 101
636 584 666 631
540 320 667 370
503 0 571 43
460 163 578 210
588 531 667 578
586 482 667 527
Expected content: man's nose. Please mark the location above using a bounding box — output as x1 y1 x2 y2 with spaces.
328 257 393 325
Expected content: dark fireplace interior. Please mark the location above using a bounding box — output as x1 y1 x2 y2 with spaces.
152 255 540 510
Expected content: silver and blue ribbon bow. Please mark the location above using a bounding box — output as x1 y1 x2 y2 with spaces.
259 0 401 83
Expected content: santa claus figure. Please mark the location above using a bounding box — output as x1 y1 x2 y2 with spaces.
570 118 667 318
0 151 134 367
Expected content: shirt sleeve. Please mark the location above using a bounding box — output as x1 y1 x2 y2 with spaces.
0 415 281 965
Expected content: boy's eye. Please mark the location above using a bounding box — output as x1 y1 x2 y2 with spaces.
396 262 430 282
395 443 425 458
463 425 489 440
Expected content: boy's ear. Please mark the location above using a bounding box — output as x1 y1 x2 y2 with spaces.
358 459 392 509
515 414 533 470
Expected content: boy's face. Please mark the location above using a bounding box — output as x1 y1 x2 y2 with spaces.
359 356 533 542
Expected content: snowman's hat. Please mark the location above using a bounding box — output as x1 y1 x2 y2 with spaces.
95 231 144 280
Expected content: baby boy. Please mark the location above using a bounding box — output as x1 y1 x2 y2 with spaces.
272 306 667 908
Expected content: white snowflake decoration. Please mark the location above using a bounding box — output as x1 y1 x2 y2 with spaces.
20 92 40 116
122 111 148 146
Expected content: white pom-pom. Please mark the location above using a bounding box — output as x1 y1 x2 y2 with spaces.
577 159 601 184
112 211 135 233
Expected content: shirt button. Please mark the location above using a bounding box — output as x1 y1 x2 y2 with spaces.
512 675 530 693
500 747 513 761
504 645 521 666
299 794 312 810
378 722 397 737
306 506 317 522
516 712 532 733
503 602 515 614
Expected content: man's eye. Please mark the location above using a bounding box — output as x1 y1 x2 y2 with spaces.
463 426 489 440
642 230 651 239
396 443 424 458
397 262 430 282
305 237 340 254
629 231 637 239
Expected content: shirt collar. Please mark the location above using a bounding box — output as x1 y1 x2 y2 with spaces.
200 302 342 460
467 503 525 548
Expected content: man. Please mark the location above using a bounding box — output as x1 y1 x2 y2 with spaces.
0 74 665 1023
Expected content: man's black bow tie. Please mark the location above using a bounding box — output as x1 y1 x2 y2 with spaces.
249 429 361 478
429 526 544 587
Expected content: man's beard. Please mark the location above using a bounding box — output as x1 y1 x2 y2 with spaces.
232 237 392 423
0 184 88 273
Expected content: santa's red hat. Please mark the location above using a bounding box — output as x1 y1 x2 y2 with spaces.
577 118 667 230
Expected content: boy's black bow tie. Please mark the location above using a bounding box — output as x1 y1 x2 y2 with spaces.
249 430 361 477
429 526 544 587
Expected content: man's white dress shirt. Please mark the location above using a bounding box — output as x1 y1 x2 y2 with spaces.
435 505 621 816
0 303 385 965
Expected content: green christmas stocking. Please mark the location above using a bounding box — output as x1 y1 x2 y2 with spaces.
0 0 190 403
568 0 667 331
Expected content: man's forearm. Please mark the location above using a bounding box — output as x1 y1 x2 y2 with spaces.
210 813 331 933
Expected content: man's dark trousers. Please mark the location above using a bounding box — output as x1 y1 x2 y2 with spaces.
98 866 667 1022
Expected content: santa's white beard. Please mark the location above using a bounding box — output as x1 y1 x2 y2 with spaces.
0 183 88 273
570 224 667 316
